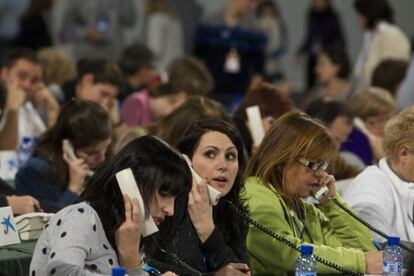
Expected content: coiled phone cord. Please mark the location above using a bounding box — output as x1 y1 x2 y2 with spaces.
225 200 363 276
331 197 414 254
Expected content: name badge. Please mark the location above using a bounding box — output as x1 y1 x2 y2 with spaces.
224 49 241 73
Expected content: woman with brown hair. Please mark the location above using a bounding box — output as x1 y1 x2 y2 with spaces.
244 111 382 275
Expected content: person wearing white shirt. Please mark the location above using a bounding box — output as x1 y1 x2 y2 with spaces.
0 48 59 150
343 106 414 242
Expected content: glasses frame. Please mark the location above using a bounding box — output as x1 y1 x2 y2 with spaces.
297 158 330 172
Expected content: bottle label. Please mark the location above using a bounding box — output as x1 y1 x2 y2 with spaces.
295 273 316 276
383 261 402 273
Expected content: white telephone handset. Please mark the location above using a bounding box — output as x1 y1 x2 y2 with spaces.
313 185 329 201
62 139 94 177
182 154 221 206
246 105 265 147
115 168 158 237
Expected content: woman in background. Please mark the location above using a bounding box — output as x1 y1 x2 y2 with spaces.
15 100 112 212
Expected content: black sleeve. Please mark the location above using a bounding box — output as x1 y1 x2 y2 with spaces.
201 226 243 271
0 195 8 207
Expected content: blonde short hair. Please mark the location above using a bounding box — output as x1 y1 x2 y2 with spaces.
382 106 414 160
350 87 396 120
38 47 76 85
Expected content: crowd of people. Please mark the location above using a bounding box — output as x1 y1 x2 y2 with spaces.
0 0 414 275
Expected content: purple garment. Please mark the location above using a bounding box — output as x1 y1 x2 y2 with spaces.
120 89 156 127
340 127 373 166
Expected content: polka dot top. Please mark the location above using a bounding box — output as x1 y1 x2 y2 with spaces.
30 202 148 276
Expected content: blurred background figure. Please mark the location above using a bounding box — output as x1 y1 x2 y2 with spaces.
37 47 77 103
15 100 112 212
342 87 396 166
301 47 351 108
296 0 346 92
118 42 156 102
194 0 267 110
371 59 408 99
256 0 288 83
353 0 410 91
12 0 53 51
0 0 29 66
121 56 214 127
233 82 293 157
52 0 136 61
143 0 184 73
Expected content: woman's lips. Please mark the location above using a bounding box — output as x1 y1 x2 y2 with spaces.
211 177 228 188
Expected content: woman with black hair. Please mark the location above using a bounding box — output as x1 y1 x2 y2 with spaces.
30 135 191 275
353 0 410 90
15 100 112 212
150 119 250 275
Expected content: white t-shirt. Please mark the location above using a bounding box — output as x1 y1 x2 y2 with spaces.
0 101 46 144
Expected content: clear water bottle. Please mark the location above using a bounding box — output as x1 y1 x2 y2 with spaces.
17 136 33 166
112 267 126 276
383 236 403 276
296 245 317 276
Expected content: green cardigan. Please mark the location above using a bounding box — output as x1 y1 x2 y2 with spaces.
245 177 376 275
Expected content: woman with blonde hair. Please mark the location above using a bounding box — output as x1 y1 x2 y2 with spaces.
344 106 414 241
244 111 381 275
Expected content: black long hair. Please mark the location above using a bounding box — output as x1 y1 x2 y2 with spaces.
176 119 248 248
80 135 192 251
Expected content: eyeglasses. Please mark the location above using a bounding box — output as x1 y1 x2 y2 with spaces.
297 158 330 172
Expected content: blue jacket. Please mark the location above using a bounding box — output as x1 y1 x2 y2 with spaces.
15 156 78 212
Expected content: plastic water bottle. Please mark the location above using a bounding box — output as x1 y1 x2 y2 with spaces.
295 245 317 276
383 236 403 276
17 136 33 166
112 267 126 276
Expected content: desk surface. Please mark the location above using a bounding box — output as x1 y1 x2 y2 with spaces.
0 240 36 276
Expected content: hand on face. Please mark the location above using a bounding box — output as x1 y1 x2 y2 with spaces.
313 171 336 204
187 178 214 242
5 80 25 111
115 195 141 269
32 83 59 112
62 151 90 194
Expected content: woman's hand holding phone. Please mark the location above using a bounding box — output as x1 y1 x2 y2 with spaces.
188 178 215 242
116 195 142 270
63 151 89 194
315 172 336 204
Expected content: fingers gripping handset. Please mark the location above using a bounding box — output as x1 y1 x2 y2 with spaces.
182 154 221 206
62 139 94 176
313 185 329 201
116 168 158 237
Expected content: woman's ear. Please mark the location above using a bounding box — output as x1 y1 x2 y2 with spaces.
397 145 409 161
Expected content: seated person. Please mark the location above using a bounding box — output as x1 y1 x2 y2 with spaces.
30 136 190 275
342 87 396 165
15 100 112 212
244 112 381 275
344 106 414 241
149 119 250 275
371 59 408 99
0 48 59 150
233 82 293 157
114 96 229 153
121 56 214 127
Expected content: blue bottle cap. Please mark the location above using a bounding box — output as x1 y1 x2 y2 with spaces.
112 267 126 276
22 137 31 143
300 245 313 255
388 236 400 246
